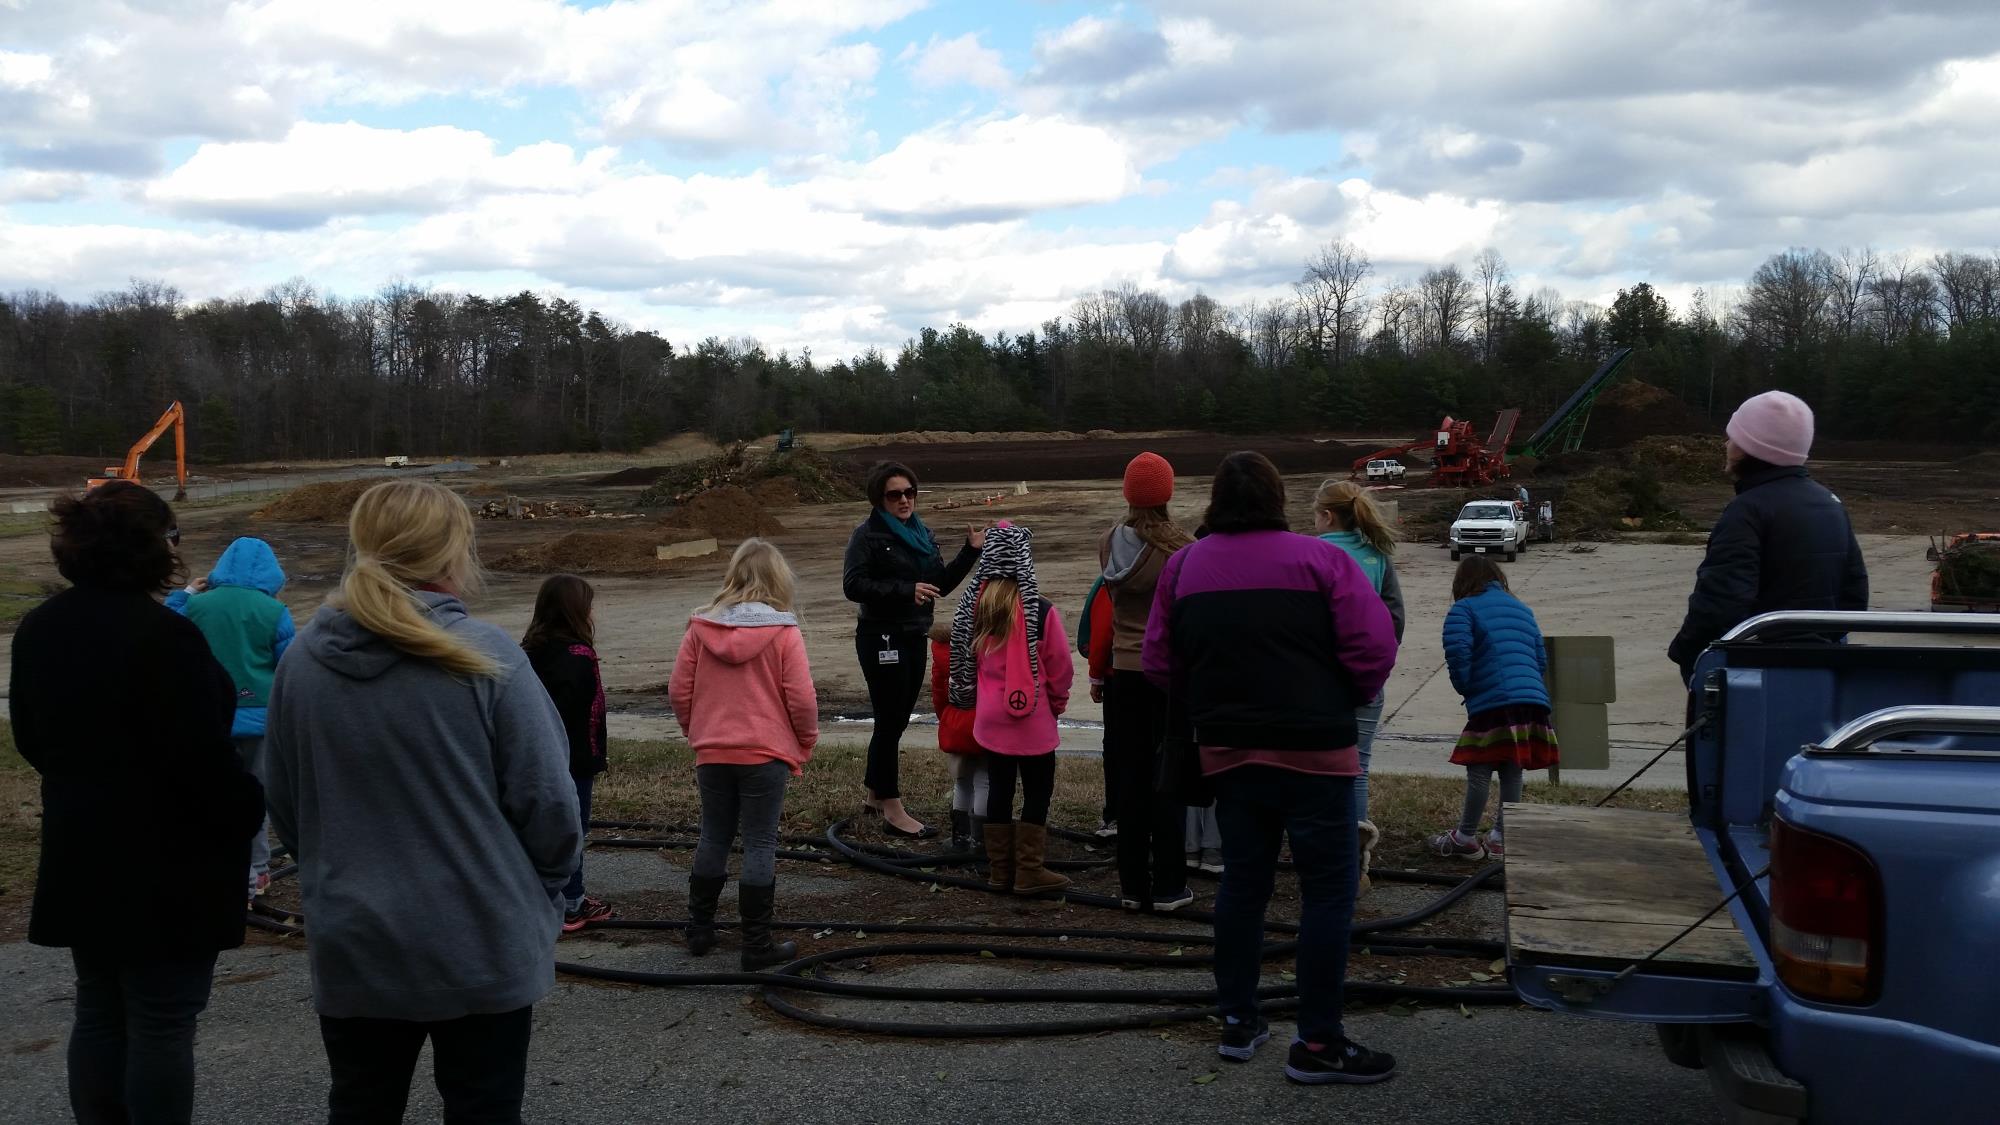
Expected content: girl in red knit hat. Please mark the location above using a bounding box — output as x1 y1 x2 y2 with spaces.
1097 452 1199 912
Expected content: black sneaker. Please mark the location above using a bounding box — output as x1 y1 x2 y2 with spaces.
1285 1037 1397 1085
1217 1016 1270 1062
1153 887 1195 912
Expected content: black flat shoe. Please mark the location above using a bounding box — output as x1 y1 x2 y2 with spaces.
882 821 938 840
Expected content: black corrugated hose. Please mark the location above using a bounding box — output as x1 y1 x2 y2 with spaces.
249 817 1516 1037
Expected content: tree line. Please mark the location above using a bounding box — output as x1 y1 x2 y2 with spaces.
3 242 1997 463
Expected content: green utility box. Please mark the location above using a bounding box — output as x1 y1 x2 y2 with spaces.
1545 637 1616 772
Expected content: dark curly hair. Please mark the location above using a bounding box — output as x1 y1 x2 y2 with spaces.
865 461 919 508
1202 451 1290 533
49 481 183 592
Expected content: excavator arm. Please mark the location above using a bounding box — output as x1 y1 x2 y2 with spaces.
86 401 187 501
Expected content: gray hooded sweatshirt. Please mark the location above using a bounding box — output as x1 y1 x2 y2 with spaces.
264 592 582 1021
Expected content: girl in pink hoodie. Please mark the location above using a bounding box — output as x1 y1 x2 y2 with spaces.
944 523 1075 896
669 538 819 970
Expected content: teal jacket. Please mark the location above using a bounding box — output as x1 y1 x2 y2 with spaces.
1317 531 1406 641
167 537 294 738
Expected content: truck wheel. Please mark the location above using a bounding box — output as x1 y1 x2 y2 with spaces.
1450 549 1461 561
1655 1024 1705 1070
1505 548 1518 562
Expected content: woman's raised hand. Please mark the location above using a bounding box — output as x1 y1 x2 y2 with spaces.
967 523 990 550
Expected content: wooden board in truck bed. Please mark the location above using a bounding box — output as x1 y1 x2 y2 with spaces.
1503 803 1758 978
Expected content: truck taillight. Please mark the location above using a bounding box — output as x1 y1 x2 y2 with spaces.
1769 817 1882 1005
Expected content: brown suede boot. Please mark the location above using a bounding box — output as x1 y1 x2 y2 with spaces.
1012 822 1071 896
984 822 1016 892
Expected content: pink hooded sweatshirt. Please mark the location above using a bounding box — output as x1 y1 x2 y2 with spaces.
669 602 819 774
972 599 1075 756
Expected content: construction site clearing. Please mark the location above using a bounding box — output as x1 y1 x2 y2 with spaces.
2 409 1996 766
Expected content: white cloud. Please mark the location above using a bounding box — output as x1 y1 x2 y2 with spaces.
829 115 1145 221
142 122 618 227
909 33 1012 91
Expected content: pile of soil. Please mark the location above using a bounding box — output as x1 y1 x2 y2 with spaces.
1577 380 1717 449
1953 451 2000 475
631 444 860 508
0 453 113 489
464 483 509 498
836 433 1373 483
476 499 598 520
253 478 375 522
594 466 667 486
662 486 786 538
1626 434 1725 484
487 525 714 576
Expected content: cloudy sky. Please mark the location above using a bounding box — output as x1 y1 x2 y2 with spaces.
5 0 2000 357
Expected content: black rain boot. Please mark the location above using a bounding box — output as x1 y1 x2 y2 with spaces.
950 808 972 852
686 874 725 957
738 882 798 971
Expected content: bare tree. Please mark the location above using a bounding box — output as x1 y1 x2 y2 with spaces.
1473 248 1511 363
1416 263 1474 352
1294 239 1372 370
1867 254 1939 345
1824 247 1879 339
1739 248 1835 351
1927 251 1995 332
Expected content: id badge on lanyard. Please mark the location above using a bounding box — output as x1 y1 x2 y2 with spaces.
877 633 900 665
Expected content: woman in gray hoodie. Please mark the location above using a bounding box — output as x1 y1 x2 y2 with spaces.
264 480 580 1125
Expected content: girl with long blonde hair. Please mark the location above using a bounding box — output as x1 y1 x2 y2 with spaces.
263 479 580 1121
1312 478 1407 893
670 538 820 969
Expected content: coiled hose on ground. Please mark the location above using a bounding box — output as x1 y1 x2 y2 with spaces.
249 818 1517 1037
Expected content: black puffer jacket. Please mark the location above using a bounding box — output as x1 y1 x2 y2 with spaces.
842 510 979 634
1668 465 1869 678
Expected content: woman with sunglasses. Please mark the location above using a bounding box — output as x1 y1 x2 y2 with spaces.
842 461 985 838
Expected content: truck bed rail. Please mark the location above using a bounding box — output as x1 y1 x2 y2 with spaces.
1721 610 2000 642
1807 705 2000 757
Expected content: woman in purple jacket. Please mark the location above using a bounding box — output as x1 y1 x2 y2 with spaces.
1143 451 1399 1087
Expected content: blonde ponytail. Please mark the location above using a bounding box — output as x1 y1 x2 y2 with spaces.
337 480 499 677
973 577 1022 648
1314 479 1398 557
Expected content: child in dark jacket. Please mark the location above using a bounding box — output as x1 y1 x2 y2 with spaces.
1434 557 1558 860
930 615 989 852
522 574 613 932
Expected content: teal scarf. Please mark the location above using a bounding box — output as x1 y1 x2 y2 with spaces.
880 508 940 562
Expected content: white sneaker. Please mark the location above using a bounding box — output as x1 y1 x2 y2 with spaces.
1198 848 1224 874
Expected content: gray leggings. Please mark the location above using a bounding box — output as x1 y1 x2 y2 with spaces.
1458 762 1523 835
693 761 791 886
949 752 990 815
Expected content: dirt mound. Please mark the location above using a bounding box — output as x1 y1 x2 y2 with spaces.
464 483 509 498
1626 435 1725 484
634 444 860 508
0 453 115 489
1575 380 1717 449
594 465 669 486
751 477 801 506
835 433 1373 483
1954 451 2000 474
488 526 713 576
253 478 375 522
662 486 786 538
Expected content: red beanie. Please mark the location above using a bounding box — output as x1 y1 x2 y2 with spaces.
1123 452 1175 508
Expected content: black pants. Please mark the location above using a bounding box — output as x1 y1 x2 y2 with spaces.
68 948 217 1125
856 627 927 800
986 752 1056 825
320 1006 533 1125
1104 671 1186 901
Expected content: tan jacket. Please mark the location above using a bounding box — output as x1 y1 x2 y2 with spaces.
1099 527 1171 672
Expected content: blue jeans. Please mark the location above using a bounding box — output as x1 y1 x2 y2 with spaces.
1211 766 1358 1046
564 773 594 908
1353 694 1385 823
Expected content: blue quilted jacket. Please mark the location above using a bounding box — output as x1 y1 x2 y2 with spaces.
1443 582 1549 715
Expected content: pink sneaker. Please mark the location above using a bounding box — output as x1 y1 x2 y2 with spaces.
1427 829 1487 860
1484 831 1505 858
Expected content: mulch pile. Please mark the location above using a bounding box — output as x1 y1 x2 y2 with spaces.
476 499 598 520
252 479 375 522
1562 380 1717 450
660 485 786 538
487 525 714 576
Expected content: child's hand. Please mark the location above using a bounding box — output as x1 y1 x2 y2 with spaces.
1089 683 1103 703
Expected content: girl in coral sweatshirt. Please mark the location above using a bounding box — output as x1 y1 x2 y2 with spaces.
669 538 819 970
944 523 1075 896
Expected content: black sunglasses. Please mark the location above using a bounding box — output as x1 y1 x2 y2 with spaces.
882 487 918 502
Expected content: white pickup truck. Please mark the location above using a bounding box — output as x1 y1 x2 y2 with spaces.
1363 458 1407 482
1449 500 1530 561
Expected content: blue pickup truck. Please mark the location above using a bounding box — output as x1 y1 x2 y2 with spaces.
1504 611 2000 1125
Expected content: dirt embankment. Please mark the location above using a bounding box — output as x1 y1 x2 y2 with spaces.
252 479 376 522
835 433 1374 483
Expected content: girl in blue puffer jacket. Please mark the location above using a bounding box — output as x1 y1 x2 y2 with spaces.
1432 556 1558 860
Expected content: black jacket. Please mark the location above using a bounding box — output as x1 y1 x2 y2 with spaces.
1668 465 1869 678
525 639 607 778
12 586 265 957
842 511 979 634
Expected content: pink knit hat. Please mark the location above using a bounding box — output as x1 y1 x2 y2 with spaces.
1726 391 1814 467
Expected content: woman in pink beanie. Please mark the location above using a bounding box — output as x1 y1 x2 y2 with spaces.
1667 390 1869 680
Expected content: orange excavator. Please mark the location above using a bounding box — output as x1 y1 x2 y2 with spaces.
85 401 188 501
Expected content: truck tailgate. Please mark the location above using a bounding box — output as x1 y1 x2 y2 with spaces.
1506 803 1765 1021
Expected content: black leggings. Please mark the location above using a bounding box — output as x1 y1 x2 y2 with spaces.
857 627 927 801
986 752 1056 825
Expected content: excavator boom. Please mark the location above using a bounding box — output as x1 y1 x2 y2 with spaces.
85 401 188 501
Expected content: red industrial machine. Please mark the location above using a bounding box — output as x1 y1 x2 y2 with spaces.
1350 408 1519 488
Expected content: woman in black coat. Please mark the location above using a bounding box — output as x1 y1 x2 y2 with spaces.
842 461 984 838
11 481 264 1125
